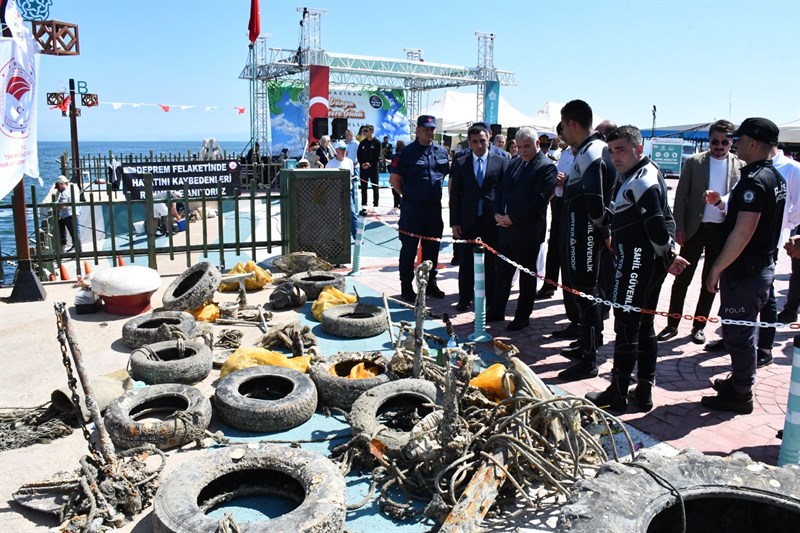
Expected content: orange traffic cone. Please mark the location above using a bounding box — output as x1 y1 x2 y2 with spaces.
83 261 92 275
59 263 70 280
413 242 423 267
117 255 125 267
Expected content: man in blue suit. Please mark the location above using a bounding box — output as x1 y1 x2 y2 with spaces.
450 124 509 311
488 127 558 331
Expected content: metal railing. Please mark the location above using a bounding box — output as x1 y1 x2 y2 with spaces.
1 178 285 282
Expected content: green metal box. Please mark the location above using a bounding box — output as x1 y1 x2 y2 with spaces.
280 169 351 265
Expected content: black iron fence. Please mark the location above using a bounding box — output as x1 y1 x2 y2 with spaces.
1 175 285 283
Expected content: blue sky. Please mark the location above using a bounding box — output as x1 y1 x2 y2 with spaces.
34 0 800 143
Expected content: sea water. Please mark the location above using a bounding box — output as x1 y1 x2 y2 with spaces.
0 141 243 285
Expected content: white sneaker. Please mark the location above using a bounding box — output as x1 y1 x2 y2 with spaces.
387 207 398 215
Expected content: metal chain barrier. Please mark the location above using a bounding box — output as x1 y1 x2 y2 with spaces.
363 212 800 331
55 305 103 461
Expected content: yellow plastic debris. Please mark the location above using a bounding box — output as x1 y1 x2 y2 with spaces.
219 261 273 291
329 361 382 379
469 363 514 402
219 346 311 378
311 286 357 321
190 303 220 322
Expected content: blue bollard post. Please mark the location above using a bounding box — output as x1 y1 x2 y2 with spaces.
778 335 800 465
468 244 492 343
350 209 367 276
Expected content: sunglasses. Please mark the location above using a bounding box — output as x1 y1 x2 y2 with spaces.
710 138 732 146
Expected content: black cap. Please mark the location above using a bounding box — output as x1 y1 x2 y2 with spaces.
734 117 779 145
417 115 437 128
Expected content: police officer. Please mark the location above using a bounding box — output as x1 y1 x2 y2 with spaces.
390 115 450 301
702 118 786 414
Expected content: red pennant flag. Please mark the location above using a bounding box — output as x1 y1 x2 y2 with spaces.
50 95 71 112
159 104 170 112
248 0 260 44
235 107 245 115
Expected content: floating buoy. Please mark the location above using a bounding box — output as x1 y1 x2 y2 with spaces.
49 273 56 281
83 261 92 275
117 256 125 267
59 263 70 280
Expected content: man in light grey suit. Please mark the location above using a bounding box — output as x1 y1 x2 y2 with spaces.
657 120 745 344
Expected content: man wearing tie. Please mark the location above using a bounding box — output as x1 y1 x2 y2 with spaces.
488 127 557 331
450 124 509 312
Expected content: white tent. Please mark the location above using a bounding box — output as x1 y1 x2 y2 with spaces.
418 91 554 134
526 101 608 130
779 119 800 144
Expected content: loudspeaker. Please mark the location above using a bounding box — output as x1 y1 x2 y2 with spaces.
507 127 519 141
443 134 453 149
490 124 502 138
312 117 329 140
331 118 347 139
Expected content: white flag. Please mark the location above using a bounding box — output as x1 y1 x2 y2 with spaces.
0 0 43 199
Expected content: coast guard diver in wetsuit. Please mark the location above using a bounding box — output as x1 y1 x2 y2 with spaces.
557 100 616 382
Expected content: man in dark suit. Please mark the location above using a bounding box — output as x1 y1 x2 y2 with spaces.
489 127 558 331
450 124 509 311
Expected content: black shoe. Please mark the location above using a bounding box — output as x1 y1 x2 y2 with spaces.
558 359 598 382
757 348 773 368
551 323 582 339
456 300 470 312
586 382 628 412
561 345 583 359
400 283 416 303
778 309 798 323
690 327 706 345
656 325 678 342
629 381 654 412
568 338 581 348
506 318 529 331
450 255 460 266
701 386 753 414
705 339 726 352
535 287 555 299
426 283 445 299
486 312 504 322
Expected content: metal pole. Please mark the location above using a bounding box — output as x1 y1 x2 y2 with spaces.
779 335 800 466
651 105 657 139
468 243 492 342
349 209 367 275
58 304 117 464
8 182 47 302
68 79 82 190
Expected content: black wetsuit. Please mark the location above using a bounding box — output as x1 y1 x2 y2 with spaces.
610 156 675 386
561 132 613 359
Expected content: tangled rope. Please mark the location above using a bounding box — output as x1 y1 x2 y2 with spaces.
214 329 244 350
0 403 74 452
332 346 634 523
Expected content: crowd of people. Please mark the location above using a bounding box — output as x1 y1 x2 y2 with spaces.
292 106 798 416
383 105 797 416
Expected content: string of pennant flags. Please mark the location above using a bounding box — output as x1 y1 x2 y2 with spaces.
48 100 247 114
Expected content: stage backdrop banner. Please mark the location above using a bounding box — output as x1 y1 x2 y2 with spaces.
268 82 410 156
